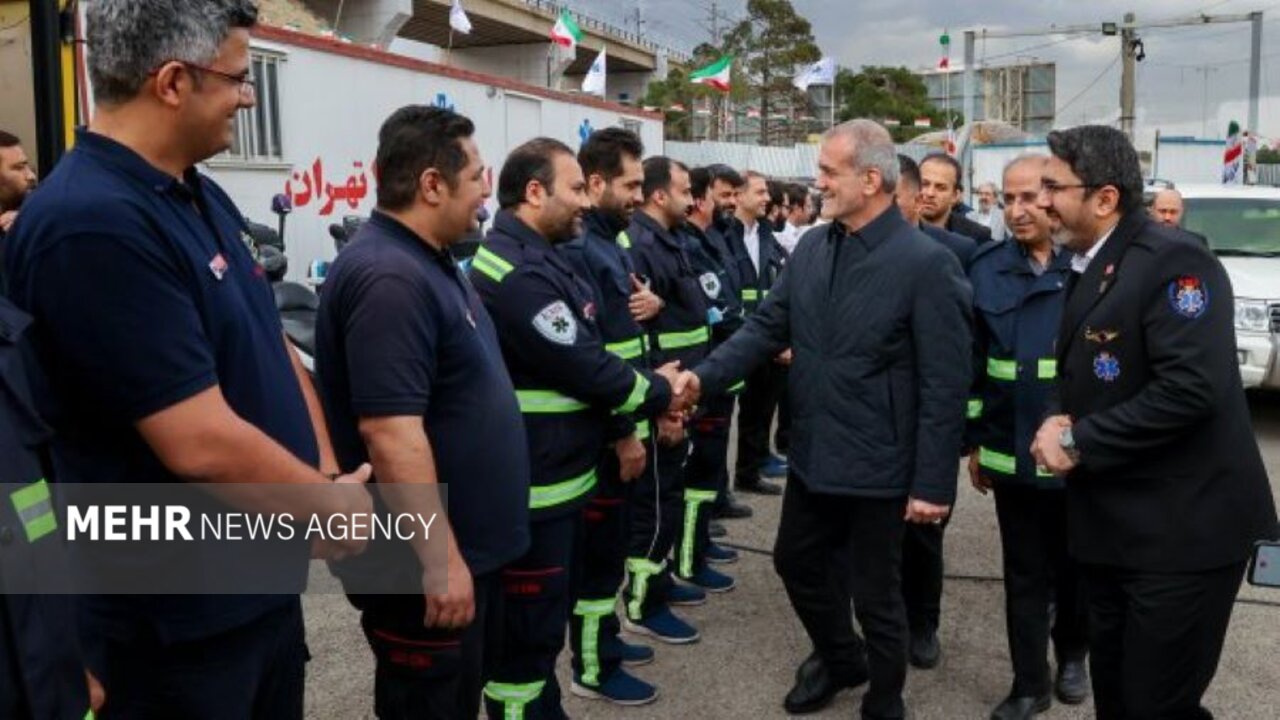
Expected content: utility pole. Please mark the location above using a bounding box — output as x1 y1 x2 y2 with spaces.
1120 12 1136 138
1248 11 1262 135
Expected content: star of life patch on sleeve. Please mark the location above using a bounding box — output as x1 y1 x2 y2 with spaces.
1168 275 1209 319
532 300 579 345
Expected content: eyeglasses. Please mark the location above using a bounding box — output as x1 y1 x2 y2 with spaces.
152 61 255 97
1039 181 1099 195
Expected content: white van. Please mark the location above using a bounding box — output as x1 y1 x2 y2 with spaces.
1176 184 1280 389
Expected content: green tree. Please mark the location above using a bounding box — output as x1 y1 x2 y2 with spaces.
722 0 820 145
835 66 960 143
1257 146 1280 164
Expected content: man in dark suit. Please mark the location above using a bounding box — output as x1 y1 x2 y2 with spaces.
1149 188 1209 247
919 153 993 246
1031 125 1278 720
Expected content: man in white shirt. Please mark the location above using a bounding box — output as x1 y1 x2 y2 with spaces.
967 181 1008 240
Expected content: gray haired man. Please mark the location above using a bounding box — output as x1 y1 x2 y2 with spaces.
676 120 972 719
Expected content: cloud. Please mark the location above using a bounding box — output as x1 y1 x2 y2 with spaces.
574 0 1280 145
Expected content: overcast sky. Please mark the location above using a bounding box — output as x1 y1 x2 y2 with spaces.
567 0 1280 148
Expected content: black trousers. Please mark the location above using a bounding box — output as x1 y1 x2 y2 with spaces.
96 599 308 720
485 514 581 720
774 477 908 720
1082 561 1245 720
569 456 628 687
624 439 686 619
902 516 948 637
992 485 1088 697
353 573 503 720
734 363 784 485
685 394 734 570
773 371 791 454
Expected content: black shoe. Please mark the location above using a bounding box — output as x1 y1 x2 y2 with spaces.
989 693 1050 720
709 520 727 538
1054 659 1089 705
712 496 754 520
783 651 869 715
737 477 782 496
908 630 940 669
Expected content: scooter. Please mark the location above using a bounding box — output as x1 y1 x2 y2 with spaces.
259 194 321 372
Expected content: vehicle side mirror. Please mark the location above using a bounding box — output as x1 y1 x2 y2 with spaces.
271 193 293 217
1248 540 1280 588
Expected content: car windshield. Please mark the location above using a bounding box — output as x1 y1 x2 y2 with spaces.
1183 197 1280 255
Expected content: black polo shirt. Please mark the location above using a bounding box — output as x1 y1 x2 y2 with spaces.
4 129 316 643
315 211 530 577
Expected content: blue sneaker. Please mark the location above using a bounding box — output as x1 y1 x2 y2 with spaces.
705 542 739 565
666 581 707 606
762 453 789 478
618 639 655 667
571 668 659 706
687 565 736 593
622 606 700 644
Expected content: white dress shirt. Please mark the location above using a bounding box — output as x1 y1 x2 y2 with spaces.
1070 222 1119 274
743 220 761 274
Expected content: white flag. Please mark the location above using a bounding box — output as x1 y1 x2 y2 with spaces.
793 57 836 91
582 47 607 96
450 0 472 35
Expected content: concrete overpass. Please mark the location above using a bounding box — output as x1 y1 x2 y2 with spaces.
304 0 689 103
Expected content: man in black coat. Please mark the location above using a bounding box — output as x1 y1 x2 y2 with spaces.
920 153 993 246
676 119 972 720
1031 125 1278 720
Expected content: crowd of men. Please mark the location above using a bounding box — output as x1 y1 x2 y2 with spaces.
2 2 1278 720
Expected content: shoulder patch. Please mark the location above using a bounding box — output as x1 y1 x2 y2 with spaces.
1168 275 1209 319
699 271 722 299
532 300 579 345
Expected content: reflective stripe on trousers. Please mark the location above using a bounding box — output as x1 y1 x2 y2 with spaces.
678 489 718 578
483 680 546 720
572 598 616 687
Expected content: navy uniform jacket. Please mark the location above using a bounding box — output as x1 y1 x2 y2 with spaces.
623 212 711 371
558 209 653 443
727 217 786 315
922 222 978 270
0 298 88 720
1056 211 1278 571
681 221 745 346
966 240 1073 488
694 207 972 504
470 211 672 521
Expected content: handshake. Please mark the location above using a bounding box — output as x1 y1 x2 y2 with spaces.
652 362 704 446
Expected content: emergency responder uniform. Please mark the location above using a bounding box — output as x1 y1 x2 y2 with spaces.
678 219 746 574
557 208 657 696
621 210 714 624
0 297 90 720
966 240 1089 706
726 218 787 493
470 210 672 719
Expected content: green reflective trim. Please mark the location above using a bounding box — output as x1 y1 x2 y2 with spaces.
615 372 650 415
626 557 665 620
978 447 1017 475
1037 358 1058 380
605 336 646 360
679 489 719 578
472 246 514 283
484 680 546 720
573 597 616 686
967 398 983 420
741 288 760 302
987 357 1017 381
616 230 632 249
515 390 589 414
656 326 710 351
978 447 1054 478
529 468 597 510
84 711 94 720
635 420 651 441
11 479 56 543
727 380 746 395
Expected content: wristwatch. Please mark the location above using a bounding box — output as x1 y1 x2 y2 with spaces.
1059 427 1080 462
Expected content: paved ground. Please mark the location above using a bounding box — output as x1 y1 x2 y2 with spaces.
301 394 1280 719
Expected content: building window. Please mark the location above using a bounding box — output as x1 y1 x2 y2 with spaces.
620 118 642 135
226 51 285 162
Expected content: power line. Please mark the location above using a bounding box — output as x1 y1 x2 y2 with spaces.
1057 54 1122 116
978 32 1095 64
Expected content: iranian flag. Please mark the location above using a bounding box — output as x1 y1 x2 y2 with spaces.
550 9 583 51
938 30 951 70
1224 120 1244 185
691 55 733 92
